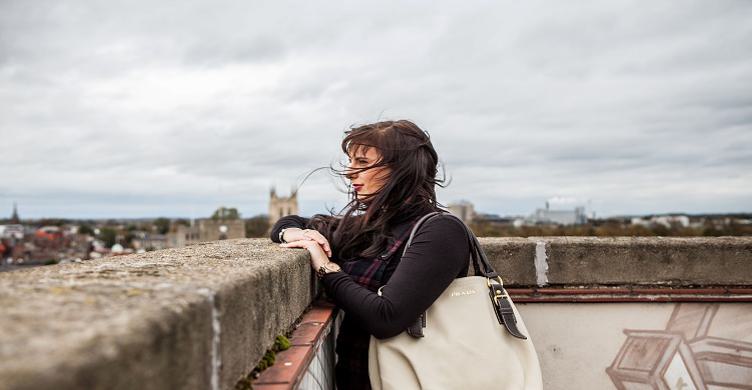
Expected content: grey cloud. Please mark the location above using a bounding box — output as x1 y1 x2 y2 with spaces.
183 36 287 67
1 0 751 218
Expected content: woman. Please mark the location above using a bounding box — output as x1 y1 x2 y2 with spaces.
270 120 470 389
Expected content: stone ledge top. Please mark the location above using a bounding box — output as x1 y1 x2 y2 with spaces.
1 236 750 390
486 235 752 245
476 236 752 287
0 238 311 390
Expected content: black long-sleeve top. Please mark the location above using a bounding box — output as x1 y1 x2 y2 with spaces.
270 213 470 339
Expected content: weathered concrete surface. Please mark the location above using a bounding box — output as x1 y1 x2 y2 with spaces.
524 236 752 287
471 238 537 285
464 237 752 287
0 239 314 390
2 236 751 390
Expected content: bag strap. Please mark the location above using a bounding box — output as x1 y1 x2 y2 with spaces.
397 210 528 340
401 211 499 279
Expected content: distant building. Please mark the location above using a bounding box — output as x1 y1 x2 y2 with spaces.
35 226 63 240
167 225 192 248
269 187 299 227
131 233 168 251
528 201 587 225
448 200 476 223
631 215 690 228
166 209 246 248
475 213 514 224
195 219 245 241
0 225 24 240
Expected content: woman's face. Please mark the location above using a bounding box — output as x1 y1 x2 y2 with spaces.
347 146 391 200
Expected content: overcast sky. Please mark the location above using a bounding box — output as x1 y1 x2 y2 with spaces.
1 0 750 219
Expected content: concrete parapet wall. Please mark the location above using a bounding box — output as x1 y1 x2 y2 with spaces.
0 239 315 390
0 236 750 390
481 236 752 287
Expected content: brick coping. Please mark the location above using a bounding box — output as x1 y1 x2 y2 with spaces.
508 287 752 302
253 300 339 389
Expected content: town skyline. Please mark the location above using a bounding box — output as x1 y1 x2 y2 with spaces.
2 1 750 221
3 196 750 221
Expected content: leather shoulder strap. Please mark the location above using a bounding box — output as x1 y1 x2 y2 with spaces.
401 211 498 278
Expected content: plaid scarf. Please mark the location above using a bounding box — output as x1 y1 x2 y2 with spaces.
334 218 420 390
338 219 419 291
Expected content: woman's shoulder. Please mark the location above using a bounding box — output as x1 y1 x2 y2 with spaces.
426 211 465 225
403 212 471 264
419 212 469 237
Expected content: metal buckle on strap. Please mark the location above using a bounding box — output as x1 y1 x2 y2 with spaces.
487 276 505 305
487 277 528 339
486 275 503 288
492 286 505 306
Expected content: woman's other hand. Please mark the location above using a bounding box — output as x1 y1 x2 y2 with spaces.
282 228 332 258
279 239 330 271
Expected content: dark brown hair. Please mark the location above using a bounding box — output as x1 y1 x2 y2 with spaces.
307 120 449 261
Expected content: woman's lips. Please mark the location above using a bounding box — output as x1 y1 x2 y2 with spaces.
353 185 363 192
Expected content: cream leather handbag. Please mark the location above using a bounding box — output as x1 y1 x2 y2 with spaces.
369 212 543 390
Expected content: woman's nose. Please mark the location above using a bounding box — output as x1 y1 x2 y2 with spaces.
346 164 357 180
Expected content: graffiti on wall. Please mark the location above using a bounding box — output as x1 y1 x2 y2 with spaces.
607 304 752 389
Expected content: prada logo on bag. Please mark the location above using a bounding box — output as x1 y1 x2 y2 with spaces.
450 289 477 297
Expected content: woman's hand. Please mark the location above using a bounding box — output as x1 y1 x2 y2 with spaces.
279 239 330 271
282 228 332 258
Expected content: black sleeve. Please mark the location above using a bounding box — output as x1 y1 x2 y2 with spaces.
270 215 310 243
271 214 344 262
320 214 470 339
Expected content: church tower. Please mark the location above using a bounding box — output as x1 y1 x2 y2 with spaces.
268 186 299 227
10 202 20 224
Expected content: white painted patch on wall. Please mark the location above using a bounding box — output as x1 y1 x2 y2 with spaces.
198 288 221 390
534 241 549 286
